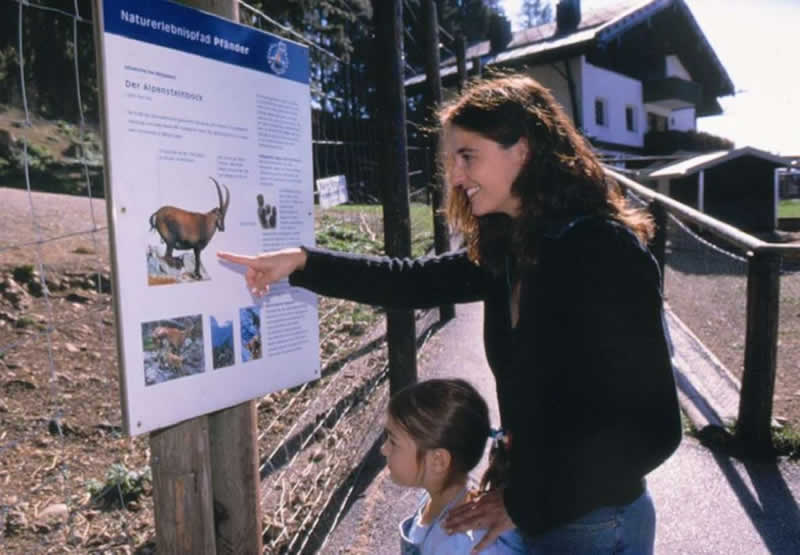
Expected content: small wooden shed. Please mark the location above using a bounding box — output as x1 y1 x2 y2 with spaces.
648 147 790 232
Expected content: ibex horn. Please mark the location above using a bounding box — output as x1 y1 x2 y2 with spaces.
210 177 230 214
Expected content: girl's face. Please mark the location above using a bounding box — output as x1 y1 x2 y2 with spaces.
381 415 423 487
443 124 528 218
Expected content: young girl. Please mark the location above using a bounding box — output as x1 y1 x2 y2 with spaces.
381 378 525 554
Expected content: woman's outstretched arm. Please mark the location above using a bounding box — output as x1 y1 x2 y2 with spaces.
218 246 491 309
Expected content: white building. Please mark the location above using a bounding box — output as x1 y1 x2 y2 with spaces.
405 0 735 158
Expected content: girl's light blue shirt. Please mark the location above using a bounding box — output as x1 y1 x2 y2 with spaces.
399 491 527 554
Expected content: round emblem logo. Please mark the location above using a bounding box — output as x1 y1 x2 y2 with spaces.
267 42 289 75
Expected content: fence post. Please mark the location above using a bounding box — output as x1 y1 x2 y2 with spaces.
207 403 262 553
372 0 418 393
422 0 455 322
147 3 262 554
648 200 667 292
150 417 217 554
736 250 781 456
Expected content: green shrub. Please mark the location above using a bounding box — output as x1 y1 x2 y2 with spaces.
12 264 35 284
774 425 800 460
86 463 152 509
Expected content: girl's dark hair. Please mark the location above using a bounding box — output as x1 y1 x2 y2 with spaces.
438 73 654 272
388 378 490 481
479 436 510 493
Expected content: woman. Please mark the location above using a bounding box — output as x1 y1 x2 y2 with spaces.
218 74 682 553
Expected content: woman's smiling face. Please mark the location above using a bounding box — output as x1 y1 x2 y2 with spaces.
443 124 528 218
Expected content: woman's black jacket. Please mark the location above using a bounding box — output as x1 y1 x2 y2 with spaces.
289 216 682 537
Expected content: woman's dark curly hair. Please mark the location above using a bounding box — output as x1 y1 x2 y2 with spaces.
438 73 654 271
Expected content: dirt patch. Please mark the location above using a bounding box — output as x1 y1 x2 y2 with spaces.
663 219 800 434
0 186 398 553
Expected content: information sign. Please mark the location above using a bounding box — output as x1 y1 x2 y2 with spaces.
95 0 319 435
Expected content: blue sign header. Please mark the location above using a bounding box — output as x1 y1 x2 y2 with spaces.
102 0 309 85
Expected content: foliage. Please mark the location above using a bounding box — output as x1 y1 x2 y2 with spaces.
11 264 35 284
0 0 97 122
403 0 512 70
486 8 513 53
316 202 434 258
86 463 152 509
778 199 800 219
403 0 512 141
517 0 553 29
644 129 735 155
773 424 800 460
1 137 52 173
243 0 373 116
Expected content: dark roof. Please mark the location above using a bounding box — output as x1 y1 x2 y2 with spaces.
407 0 734 104
648 147 789 178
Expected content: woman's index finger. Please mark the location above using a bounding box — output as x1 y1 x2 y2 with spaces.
217 251 258 266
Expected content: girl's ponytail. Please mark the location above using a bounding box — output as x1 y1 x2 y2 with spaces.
479 428 511 492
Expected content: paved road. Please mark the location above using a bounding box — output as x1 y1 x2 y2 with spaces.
322 302 800 554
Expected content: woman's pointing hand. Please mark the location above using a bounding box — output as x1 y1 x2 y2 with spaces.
217 247 307 296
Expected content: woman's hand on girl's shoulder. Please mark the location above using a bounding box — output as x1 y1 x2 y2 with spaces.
444 488 515 554
217 248 307 296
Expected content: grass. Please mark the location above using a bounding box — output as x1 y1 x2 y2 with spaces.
778 199 800 219
312 202 434 359
687 420 800 461
774 424 800 460
316 202 435 258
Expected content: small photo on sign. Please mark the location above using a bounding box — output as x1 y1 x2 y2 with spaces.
240 306 262 362
257 193 277 229
142 314 204 385
210 315 235 370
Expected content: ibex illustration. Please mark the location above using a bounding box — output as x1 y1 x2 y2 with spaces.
152 322 193 353
150 177 230 278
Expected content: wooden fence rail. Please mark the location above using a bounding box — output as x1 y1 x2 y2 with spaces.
608 168 800 457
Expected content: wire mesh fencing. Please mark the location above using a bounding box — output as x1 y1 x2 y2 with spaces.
625 182 800 435
241 4 438 552
777 258 800 430
1 0 438 553
662 214 749 382
1 1 131 552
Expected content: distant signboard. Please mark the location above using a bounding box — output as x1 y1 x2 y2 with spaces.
316 174 348 208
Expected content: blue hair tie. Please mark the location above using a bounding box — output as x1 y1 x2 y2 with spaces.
489 427 505 447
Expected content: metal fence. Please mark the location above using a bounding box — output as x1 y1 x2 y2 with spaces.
4 0 797 552
616 170 800 456
0 1 437 553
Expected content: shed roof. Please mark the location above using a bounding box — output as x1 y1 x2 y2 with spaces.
648 147 790 178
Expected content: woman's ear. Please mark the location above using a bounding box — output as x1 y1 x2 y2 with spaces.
513 137 529 165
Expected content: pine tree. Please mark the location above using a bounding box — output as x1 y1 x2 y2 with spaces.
518 0 553 29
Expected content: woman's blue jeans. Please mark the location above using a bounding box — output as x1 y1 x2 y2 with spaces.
525 490 656 554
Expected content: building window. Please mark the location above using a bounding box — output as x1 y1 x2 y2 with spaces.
625 106 637 132
595 98 607 126
647 112 667 132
